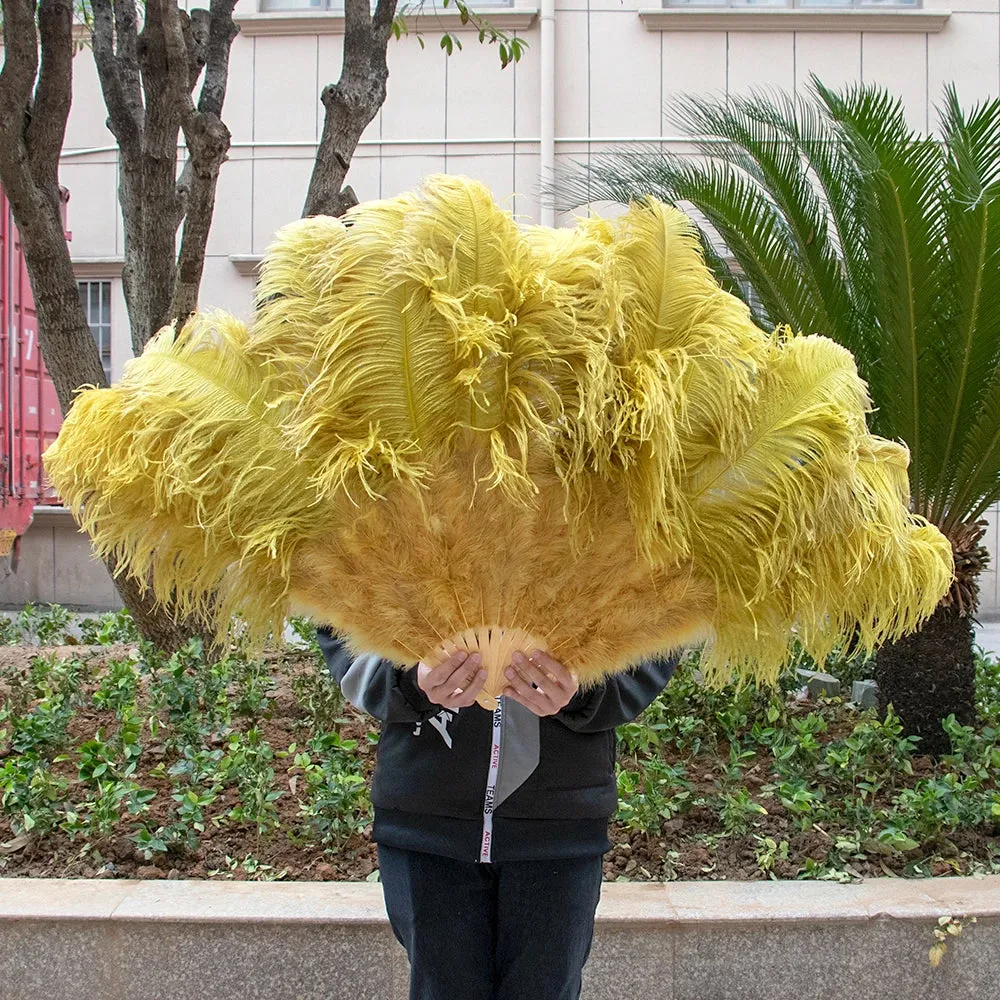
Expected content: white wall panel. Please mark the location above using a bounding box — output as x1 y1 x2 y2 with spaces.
251 155 315 252
794 32 863 93
66 53 111 151
515 28 543 139
62 162 119 258
345 152 382 204
861 32 929 131
728 32 796 95
253 35 319 142
381 36 448 140
589 12 662 138
555 11 591 138
224 34 256 145
207 157 254 257
380 152 449 198
200 256 255 322
662 31 728 128
928 13 1000 119
447 150 517 205
447 42 516 140
514 151 542 221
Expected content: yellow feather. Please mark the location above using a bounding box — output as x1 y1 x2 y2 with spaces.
44 176 953 699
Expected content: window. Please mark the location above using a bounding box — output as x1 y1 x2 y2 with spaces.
78 280 112 381
261 0 329 9
737 277 765 319
665 0 916 6
260 0 513 11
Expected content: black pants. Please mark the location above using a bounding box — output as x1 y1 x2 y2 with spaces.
378 844 604 1000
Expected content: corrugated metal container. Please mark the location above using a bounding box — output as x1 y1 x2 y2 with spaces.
1 189 63 559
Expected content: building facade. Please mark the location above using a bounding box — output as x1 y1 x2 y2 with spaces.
7 0 1000 613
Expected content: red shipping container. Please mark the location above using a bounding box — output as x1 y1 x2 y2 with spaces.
1 188 64 562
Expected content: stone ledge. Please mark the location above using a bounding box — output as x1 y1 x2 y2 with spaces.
235 7 538 35
229 254 263 277
71 257 124 280
24 505 76 525
2 875 997 924
639 7 951 32
1 878 997 1000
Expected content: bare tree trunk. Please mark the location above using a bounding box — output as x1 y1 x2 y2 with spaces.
0 0 108 412
93 0 238 349
1 0 238 653
303 0 398 218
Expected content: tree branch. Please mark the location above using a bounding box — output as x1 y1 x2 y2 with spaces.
0 0 109 410
184 9 210 93
0 0 40 144
197 0 239 117
28 0 75 193
91 0 142 156
172 112 230 324
154 0 195 128
123 0 190 344
304 0 396 217
139 0 188 165
372 0 399 50
172 0 239 324
112 0 145 131
342 0 374 80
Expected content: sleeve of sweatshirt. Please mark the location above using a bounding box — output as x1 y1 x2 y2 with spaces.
315 626 438 724
555 655 680 733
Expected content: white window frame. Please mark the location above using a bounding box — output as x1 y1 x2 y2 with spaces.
663 0 919 7
78 279 113 382
259 0 513 12
238 0 536 33
640 3 948 30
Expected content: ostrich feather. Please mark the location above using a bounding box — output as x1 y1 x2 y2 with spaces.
44 176 953 705
43 313 331 639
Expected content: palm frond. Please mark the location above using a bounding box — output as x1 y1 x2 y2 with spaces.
814 81 949 506
670 89 853 345
927 88 1000 526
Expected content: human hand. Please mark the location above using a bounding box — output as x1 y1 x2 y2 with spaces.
503 650 578 716
416 650 487 710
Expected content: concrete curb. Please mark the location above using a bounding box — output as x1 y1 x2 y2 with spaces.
1 876 998 999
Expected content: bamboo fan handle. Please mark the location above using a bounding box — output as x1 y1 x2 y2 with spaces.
424 625 548 710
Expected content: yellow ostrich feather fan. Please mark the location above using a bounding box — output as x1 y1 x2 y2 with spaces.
44 175 953 707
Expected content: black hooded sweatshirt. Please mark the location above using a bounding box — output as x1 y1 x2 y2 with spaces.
317 628 678 863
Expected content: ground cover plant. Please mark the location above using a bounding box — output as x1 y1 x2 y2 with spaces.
1 605 998 882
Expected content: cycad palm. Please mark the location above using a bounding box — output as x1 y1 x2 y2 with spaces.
555 80 1000 751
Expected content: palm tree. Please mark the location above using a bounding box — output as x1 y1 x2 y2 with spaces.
553 80 1000 753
